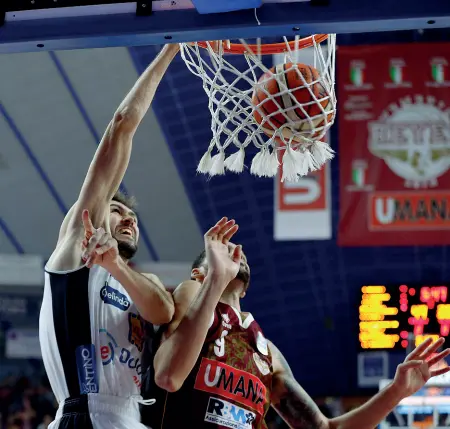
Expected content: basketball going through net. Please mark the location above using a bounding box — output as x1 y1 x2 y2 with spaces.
180 35 337 181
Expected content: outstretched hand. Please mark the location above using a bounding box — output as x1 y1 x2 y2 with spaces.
203 217 241 285
393 337 450 398
81 209 119 269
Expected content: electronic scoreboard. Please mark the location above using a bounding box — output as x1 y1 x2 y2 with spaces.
359 284 450 351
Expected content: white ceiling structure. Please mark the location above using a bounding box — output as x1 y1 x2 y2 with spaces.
0 47 203 266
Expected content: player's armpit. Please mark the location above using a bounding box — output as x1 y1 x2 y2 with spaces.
270 341 330 429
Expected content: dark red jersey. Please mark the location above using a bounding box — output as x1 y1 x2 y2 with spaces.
142 302 273 429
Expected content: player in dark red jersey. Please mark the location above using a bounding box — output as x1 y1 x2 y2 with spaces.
142 217 450 429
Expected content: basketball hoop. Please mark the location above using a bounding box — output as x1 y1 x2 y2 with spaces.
180 34 337 181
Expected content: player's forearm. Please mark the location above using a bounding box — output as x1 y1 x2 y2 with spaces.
329 383 403 429
154 273 227 392
115 44 179 130
108 258 174 325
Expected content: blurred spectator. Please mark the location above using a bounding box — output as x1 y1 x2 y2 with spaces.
36 415 52 429
0 372 336 429
0 375 56 429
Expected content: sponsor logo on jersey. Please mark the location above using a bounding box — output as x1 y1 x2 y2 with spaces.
100 284 130 311
128 312 144 352
99 329 143 387
75 344 99 394
194 358 267 415
204 397 256 429
119 348 143 376
99 328 118 365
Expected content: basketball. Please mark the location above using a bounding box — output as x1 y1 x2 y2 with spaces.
252 62 334 141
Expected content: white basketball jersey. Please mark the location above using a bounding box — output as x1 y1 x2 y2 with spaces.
39 265 144 404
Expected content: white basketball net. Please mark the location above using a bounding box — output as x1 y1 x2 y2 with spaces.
180 35 337 181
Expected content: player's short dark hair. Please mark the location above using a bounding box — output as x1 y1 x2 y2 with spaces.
112 191 137 211
191 250 206 279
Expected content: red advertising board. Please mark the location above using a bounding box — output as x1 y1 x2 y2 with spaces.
338 43 450 246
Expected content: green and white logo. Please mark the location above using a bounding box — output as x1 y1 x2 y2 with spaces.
389 61 404 84
432 61 446 84
350 61 365 86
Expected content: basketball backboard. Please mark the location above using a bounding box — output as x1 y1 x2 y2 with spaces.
1 0 450 54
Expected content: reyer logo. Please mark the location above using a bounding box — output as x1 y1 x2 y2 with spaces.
100 284 130 311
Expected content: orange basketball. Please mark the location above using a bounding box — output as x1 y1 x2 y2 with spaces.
252 63 334 140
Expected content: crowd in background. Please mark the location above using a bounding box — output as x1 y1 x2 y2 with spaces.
0 375 56 429
0 373 340 429
0 376 341 429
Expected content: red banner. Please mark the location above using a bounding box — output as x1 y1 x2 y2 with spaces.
338 43 450 246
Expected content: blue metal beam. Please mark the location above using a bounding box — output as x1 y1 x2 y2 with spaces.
0 217 24 254
0 103 68 215
1 0 450 54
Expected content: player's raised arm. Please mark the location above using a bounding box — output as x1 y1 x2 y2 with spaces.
153 218 241 392
48 44 180 272
270 338 450 429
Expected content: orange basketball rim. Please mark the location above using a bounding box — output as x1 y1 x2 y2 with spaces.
196 34 329 55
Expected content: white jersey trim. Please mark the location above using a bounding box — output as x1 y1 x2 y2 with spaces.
40 272 70 402
44 263 88 275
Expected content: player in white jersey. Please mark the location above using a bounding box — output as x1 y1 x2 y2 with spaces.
39 44 179 429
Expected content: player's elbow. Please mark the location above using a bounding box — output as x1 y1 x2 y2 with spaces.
112 107 141 134
154 350 185 392
141 302 174 326
154 370 182 393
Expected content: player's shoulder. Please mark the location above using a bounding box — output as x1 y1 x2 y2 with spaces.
267 339 278 352
268 341 294 376
173 280 202 304
160 280 202 340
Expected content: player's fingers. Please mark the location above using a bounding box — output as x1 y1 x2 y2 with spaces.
430 367 450 377
205 218 228 240
85 256 95 268
82 209 95 237
205 225 221 240
223 224 239 244
94 245 110 256
84 231 103 255
427 348 450 367
231 245 242 263
217 220 236 240
82 240 97 261
95 238 116 256
83 229 105 259
406 337 433 361
96 233 109 248
420 337 446 360
399 360 423 371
